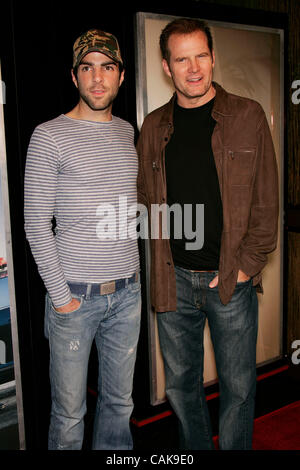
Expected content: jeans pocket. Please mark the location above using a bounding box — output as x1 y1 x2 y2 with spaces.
51 295 84 318
235 278 252 288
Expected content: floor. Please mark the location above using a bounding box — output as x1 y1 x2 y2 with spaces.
130 363 300 450
83 361 300 450
0 361 299 450
0 382 19 450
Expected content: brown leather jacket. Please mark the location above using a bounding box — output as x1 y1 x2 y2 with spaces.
136 82 279 310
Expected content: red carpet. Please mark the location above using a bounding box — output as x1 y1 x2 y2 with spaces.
252 400 300 450
213 401 300 450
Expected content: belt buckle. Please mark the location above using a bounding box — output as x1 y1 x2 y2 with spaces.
100 281 116 295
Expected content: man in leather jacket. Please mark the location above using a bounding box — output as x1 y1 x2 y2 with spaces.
137 17 278 450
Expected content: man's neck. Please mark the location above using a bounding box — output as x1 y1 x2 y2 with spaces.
65 102 112 122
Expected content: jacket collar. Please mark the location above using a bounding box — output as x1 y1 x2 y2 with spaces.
158 81 233 127
212 82 234 117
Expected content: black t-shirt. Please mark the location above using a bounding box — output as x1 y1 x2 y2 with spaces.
165 97 223 270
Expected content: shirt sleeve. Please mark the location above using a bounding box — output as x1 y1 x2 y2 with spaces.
24 125 72 308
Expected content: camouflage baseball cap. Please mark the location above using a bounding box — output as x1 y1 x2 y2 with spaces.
73 29 123 68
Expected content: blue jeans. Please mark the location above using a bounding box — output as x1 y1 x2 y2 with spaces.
44 277 141 450
157 266 258 450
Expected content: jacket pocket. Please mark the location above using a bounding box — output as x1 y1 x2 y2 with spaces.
228 148 256 186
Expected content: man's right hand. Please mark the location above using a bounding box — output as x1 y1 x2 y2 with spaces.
54 298 81 313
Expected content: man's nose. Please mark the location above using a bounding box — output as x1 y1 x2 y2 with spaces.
93 68 103 82
188 58 200 73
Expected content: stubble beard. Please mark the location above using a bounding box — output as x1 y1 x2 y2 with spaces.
176 78 213 103
79 90 115 112
169 66 214 105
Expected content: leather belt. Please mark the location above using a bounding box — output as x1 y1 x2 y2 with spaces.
68 272 139 296
190 270 216 272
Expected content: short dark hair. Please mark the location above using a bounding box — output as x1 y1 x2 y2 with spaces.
159 18 213 63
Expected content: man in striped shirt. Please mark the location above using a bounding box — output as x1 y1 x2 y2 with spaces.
24 29 141 450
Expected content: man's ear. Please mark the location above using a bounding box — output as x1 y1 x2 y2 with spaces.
119 68 125 87
162 59 172 79
71 69 78 89
212 49 215 69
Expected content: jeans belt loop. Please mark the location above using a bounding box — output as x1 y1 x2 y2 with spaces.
85 283 92 300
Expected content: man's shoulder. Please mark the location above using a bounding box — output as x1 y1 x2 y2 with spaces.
228 90 263 110
142 97 173 128
147 100 171 117
217 84 265 121
112 115 134 132
33 114 68 135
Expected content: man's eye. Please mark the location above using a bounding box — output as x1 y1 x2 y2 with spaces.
82 66 91 72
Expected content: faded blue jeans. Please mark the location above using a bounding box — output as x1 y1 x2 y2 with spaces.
44 277 141 450
157 266 258 450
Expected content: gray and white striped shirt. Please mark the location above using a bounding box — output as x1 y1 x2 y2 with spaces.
24 114 139 308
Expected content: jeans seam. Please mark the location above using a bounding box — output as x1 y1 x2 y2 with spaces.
243 397 249 449
197 374 213 446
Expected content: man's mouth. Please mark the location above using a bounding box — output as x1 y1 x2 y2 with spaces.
187 77 202 83
91 89 106 95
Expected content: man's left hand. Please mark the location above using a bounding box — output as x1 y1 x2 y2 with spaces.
209 270 250 288
236 270 251 283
